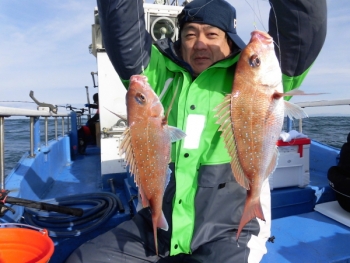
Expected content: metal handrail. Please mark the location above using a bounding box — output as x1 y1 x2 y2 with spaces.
0 118 4 189
295 99 350 108
0 106 69 117
0 106 72 190
291 99 350 133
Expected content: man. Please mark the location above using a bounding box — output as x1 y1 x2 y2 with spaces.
66 0 326 262
328 132 350 212
78 93 99 154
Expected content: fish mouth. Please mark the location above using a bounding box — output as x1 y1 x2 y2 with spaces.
251 30 273 45
130 75 148 85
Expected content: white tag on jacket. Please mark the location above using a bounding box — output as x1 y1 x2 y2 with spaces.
183 114 206 149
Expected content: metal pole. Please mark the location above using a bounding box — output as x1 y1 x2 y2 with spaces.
45 117 48 146
67 115 70 133
62 117 65 136
0 117 5 189
33 117 40 153
85 86 91 120
30 117 34 157
77 115 81 127
55 117 58 140
286 116 293 132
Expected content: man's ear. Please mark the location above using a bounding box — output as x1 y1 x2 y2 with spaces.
228 38 233 51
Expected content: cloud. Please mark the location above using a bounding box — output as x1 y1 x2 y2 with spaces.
0 0 97 110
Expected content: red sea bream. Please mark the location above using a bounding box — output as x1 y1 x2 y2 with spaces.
119 75 186 255
215 30 307 240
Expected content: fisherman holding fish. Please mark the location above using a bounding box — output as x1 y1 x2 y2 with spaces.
66 0 326 262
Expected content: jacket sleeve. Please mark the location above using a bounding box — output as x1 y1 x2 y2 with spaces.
96 0 153 80
268 0 327 94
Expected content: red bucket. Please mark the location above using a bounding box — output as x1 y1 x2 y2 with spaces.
0 224 54 263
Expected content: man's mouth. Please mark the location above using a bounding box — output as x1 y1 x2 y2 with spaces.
194 56 209 62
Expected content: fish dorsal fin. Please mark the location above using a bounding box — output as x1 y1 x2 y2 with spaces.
214 94 250 190
119 127 141 187
168 126 186 143
284 100 308 120
265 147 279 179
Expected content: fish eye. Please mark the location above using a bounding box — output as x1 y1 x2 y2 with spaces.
249 54 261 67
135 92 146 104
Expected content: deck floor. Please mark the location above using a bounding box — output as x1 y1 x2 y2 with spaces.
44 147 103 199
262 211 350 263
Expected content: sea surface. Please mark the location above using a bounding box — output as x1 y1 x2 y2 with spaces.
2 117 350 176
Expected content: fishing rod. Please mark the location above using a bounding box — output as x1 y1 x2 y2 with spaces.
0 101 35 104
0 189 83 217
85 86 91 120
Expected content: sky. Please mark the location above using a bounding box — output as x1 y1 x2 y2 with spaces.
0 0 349 116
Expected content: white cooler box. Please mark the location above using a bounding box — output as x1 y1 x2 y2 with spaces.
269 138 311 190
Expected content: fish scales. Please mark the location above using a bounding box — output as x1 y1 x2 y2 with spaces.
119 75 186 255
129 119 169 198
215 30 307 241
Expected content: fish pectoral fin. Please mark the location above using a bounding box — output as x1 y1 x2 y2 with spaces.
157 211 169 231
284 100 308 120
168 126 186 142
282 88 327 97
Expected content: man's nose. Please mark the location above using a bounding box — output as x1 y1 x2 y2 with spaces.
193 34 207 50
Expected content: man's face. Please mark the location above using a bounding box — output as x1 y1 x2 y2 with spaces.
180 23 232 76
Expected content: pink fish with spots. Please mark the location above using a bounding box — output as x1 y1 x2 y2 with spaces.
215 30 308 240
118 75 186 255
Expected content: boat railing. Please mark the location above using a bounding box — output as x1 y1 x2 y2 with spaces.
0 106 76 190
291 99 350 133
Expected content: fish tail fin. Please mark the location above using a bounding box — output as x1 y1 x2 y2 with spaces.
152 211 168 256
152 218 159 255
236 198 265 240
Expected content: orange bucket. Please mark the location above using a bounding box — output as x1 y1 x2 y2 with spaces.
0 224 54 263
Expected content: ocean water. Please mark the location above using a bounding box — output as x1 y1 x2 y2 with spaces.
2 117 86 176
2 117 350 176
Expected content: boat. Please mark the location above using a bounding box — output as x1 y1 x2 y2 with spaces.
0 1 349 263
